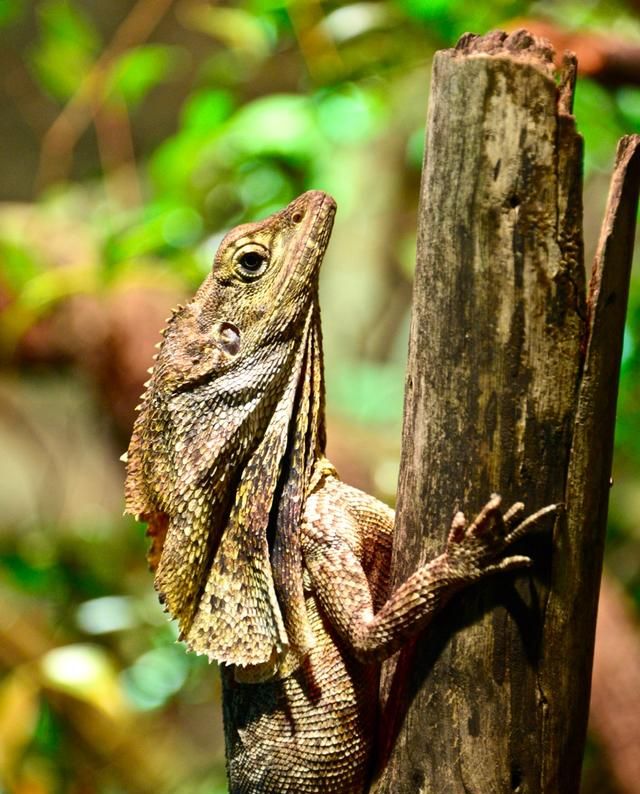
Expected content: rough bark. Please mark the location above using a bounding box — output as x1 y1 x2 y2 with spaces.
374 30 640 794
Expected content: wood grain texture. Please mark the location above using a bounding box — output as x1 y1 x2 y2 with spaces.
542 133 640 791
375 29 639 793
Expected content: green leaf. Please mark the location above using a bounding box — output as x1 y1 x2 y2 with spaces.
181 89 235 133
314 84 387 144
105 202 204 264
29 0 99 99
616 87 640 132
227 94 322 163
406 126 425 170
121 646 190 710
147 91 234 197
331 361 405 425
0 238 43 292
37 0 99 50
573 79 623 176
237 160 292 210
246 0 290 10
0 0 25 27
106 44 184 108
180 4 274 58
149 133 208 197
397 0 528 42
161 207 203 248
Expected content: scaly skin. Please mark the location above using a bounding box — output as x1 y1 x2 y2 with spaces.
124 191 556 793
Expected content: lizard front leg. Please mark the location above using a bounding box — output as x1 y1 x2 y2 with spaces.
303 484 557 663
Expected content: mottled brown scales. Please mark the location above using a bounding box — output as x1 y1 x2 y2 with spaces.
124 191 556 793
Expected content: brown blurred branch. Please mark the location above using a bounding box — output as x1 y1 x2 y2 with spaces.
36 0 176 191
286 0 343 82
95 98 142 207
590 573 640 794
508 20 640 86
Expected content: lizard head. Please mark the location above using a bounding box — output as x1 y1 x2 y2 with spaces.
205 188 336 341
149 190 336 397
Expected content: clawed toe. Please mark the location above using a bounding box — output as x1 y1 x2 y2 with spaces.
448 511 467 543
468 494 503 536
503 501 525 529
504 503 559 545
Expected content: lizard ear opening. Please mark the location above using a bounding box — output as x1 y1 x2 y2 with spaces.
212 321 241 357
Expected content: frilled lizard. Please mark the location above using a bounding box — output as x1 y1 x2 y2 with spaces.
124 190 556 794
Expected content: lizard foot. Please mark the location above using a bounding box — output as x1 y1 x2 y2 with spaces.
443 494 559 581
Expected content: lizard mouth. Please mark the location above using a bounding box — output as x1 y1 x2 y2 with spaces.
273 191 337 301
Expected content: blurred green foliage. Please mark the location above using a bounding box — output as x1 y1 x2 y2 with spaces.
1 1 640 792
29 0 100 99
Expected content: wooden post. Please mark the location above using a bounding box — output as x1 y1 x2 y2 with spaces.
374 30 640 793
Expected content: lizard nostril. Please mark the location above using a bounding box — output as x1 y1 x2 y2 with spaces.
292 211 304 224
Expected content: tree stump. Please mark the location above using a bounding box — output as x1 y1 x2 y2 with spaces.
374 30 640 794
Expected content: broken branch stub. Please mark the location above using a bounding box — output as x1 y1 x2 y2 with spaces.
375 29 640 793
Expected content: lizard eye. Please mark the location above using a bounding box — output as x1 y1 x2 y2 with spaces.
234 244 269 280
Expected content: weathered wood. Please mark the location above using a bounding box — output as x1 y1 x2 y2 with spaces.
374 29 640 794
540 133 640 791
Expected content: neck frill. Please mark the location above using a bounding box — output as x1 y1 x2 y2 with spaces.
128 305 326 679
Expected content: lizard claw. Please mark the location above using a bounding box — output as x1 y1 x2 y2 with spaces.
503 501 525 530
504 503 560 546
442 496 558 582
447 510 467 544
482 554 533 577
466 493 503 538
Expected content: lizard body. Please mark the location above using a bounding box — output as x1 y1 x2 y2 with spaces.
124 191 555 793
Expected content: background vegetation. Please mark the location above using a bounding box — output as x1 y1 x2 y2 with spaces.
1 1 639 792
